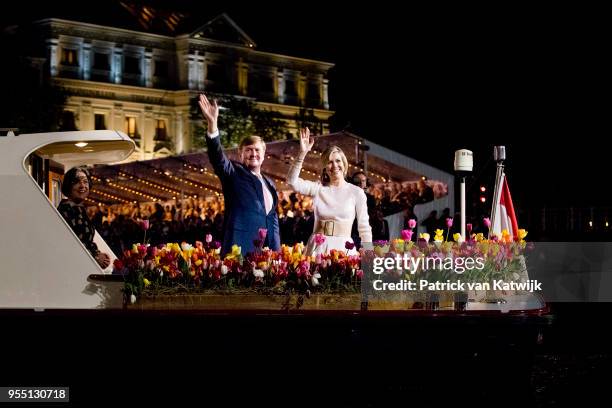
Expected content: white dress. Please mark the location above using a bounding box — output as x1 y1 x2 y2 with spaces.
287 157 372 256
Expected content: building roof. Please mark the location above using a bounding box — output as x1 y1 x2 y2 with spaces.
88 131 454 206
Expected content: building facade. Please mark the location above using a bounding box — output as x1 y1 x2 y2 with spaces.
31 14 334 161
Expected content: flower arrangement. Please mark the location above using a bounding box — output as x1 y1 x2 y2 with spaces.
370 218 530 285
116 217 529 304
116 239 363 304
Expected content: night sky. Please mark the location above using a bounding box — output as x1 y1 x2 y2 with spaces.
2 1 608 209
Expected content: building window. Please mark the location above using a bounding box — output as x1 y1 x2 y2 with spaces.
306 82 321 107
94 114 106 130
154 60 168 78
155 119 167 140
59 111 78 131
284 79 298 105
93 53 110 70
124 56 141 74
125 117 139 138
61 48 78 66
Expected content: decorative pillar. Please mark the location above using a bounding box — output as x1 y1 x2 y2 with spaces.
196 54 205 90
276 69 285 104
112 45 123 84
79 101 93 130
144 49 153 88
298 73 307 106
175 111 184 154
322 77 330 110
46 38 59 77
186 50 197 90
143 107 155 158
236 58 249 96
81 41 91 80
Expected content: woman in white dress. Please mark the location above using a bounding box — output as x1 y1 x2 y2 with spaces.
287 128 372 256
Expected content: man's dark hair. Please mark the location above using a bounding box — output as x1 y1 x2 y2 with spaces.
351 170 369 187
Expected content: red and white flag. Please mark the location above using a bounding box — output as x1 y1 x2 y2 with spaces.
491 173 519 239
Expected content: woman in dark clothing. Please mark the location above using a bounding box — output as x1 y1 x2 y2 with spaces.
57 167 110 269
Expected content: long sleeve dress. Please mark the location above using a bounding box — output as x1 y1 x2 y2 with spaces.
287 156 372 256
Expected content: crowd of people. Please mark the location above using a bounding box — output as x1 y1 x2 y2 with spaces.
61 92 448 262
84 176 446 257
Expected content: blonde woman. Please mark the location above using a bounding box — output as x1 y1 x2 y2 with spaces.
287 128 372 256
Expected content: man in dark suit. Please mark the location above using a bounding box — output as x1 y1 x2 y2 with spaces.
198 94 280 255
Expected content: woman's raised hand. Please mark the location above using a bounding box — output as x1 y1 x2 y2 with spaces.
299 127 314 153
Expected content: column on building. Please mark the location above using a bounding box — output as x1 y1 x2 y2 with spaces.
144 49 153 88
112 45 123 84
46 38 59 77
275 68 285 104
79 100 93 130
183 49 198 90
81 41 91 81
236 58 249 96
174 110 185 154
298 73 307 106
143 106 156 159
112 103 125 139
322 77 330 110
196 53 205 90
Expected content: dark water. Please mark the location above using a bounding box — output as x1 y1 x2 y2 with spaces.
0 303 609 407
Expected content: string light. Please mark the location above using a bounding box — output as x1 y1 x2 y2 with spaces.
91 175 162 202
90 189 131 204
118 171 181 196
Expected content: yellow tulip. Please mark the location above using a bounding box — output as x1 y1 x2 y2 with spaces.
518 229 528 240
453 233 462 242
143 278 151 287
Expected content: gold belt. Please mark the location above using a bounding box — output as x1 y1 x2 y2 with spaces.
314 220 352 237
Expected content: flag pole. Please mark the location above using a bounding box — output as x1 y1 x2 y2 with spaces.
489 146 506 238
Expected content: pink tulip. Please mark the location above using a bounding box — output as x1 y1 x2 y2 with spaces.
258 228 268 240
408 219 417 229
446 218 453 228
483 217 491 228
314 233 326 245
466 223 473 233
356 269 364 279
401 230 413 241
140 219 150 230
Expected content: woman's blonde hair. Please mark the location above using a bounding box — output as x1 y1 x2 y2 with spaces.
320 145 348 185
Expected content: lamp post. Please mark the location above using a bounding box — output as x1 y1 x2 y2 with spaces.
454 149 473 240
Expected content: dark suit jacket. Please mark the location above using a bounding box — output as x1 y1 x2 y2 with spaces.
206 135 280 255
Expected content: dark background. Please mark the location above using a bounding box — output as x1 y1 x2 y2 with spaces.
1 0 608 211
1 3 611 406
